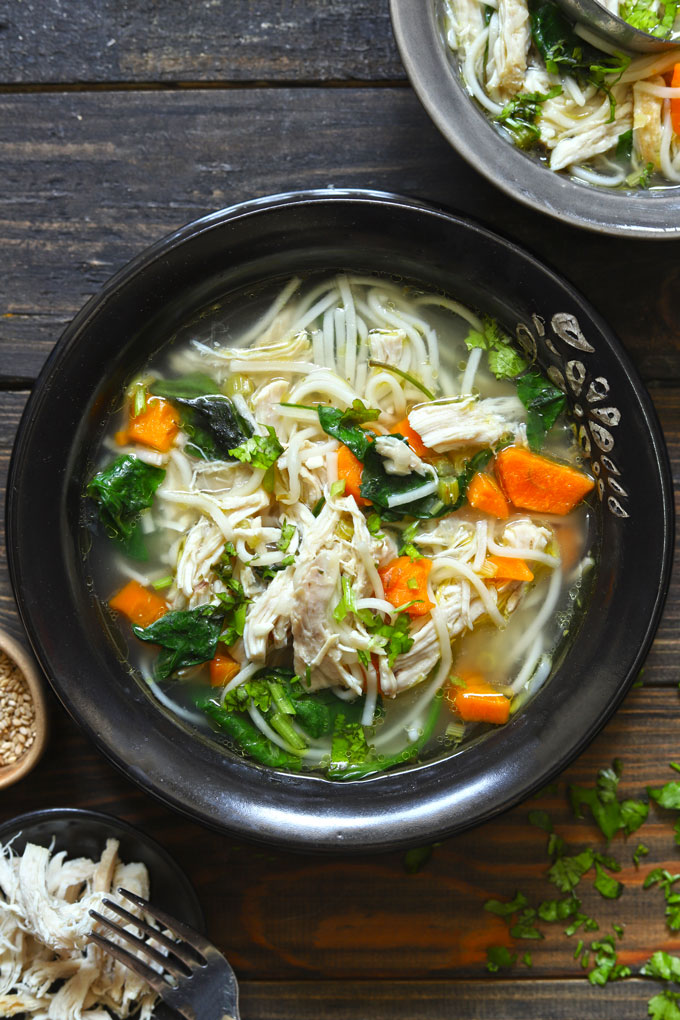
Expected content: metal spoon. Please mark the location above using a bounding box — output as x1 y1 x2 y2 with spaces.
556 0 679 52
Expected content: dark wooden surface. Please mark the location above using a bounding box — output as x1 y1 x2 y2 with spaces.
1 3 679 1018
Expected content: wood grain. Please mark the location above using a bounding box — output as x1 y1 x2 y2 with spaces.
1 90 679 383
0 684 679 985
236 979 671 1020
0 0 404 85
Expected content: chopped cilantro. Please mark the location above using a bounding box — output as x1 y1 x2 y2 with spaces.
484 892 530 917
588 936 631 985
398 521 423 560
528 809 554 833
594 862 624 900
229 426 283 470
497 86 563 149
634 843 650 867
404 844 436 874
648 990 680 1020
548 849 595 893
465 317 527 380
648 780 680 811
485 946 516 972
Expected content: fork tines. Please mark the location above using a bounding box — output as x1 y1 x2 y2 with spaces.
88 887 207 990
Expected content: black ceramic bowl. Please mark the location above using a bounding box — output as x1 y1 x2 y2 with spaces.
0 808 204 926
390 0 680 238
7 190 673 852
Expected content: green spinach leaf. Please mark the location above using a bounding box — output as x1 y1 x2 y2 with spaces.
133 604 225 679
318 400 379 461
516 371 567 452
87 454 165 559
171 395 252 460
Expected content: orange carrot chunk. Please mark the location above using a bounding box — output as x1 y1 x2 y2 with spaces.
209 648 241 687
109 579 168 628
494 446 594 515
467 471 510 519
487 554 534 583
379 556 434 617
121 397 180 453
447 672 510 725
337 444 372 507
392 418 432 459
671 63 680 136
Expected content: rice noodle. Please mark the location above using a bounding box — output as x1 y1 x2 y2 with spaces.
92 271 590 783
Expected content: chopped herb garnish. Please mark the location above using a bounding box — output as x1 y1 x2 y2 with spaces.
485 946 517 972
465 317 528 380
634 843 650 867
497 86 563 148
404 844 436 874
229 426 283 470
398 521 423 560
594 862 624 900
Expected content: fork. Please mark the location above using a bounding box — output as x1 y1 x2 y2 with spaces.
89 888 240 1020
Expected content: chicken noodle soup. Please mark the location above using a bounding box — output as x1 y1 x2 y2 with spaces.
440 0 680 186
86 274 595 780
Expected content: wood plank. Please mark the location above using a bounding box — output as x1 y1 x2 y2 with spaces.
1 89 679 382
0 0 404 85
0 685 678 982
236 979 665 1019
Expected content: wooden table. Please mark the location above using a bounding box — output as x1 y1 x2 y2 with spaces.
1 3 678 1017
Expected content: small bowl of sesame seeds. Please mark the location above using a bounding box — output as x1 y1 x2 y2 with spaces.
0 629 47 787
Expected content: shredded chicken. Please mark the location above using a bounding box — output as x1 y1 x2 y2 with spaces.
408 396 511 452
0 839 159 1020
633 76 665 170
486 0 531 100
374 435 430 476
369 329 405 366
446 0 485 52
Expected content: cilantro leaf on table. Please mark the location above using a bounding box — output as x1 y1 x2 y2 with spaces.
548 849 595 893
404 844 436 874
484 892 530 917
588 936 631 985
569 761 647 841
510 909 544 940
641 951 680 982
648 990 680 1020
536 896 580 922
594 862 624 900
648 780 680 811
528 809 554 833
485 946 517 972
